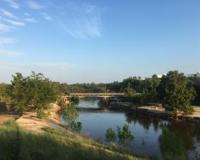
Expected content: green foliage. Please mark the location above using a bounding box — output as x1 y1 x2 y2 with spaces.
124 83 136 97
70 96 79 104
105 128 116 142
160 128 187 160
158 71 195 114
117 124 134 144
71 121 82 133
105 125 134 145
143 75 160 103
62 103 79 125
188 75 200 105
9 72 58 113
67 83 106 93
62 103 82 132
0 83 12 111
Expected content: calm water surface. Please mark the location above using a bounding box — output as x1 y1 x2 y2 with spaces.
70 98 200 159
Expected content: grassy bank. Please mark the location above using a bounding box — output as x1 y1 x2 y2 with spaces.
0 121 147 160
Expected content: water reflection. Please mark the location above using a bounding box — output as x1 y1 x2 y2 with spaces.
75 97 100 108
69 98 200 159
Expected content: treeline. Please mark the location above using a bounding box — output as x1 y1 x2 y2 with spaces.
0 71 200 115
62 71 200 105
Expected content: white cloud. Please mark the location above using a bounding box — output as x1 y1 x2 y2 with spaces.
60 3 102 39
41 12 52 21
27 0 44 10
24 17 37 23
0 22 11 32
3 0 19 9
4 19 25 26
0 9 19 19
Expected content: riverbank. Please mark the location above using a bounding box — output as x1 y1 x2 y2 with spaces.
0 105 148 160
109 102 200 122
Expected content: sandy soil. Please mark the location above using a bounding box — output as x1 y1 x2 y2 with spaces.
0 114 18 124
139 106 200 118
16 112 66 133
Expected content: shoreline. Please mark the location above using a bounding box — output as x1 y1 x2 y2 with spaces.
109 102 200 123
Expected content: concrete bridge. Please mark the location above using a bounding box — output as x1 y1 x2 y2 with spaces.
68 92 125 98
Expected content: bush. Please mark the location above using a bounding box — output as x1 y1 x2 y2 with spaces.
105 128 116 142
117 124 134 144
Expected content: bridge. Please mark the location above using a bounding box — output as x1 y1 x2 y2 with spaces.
68 92 125 98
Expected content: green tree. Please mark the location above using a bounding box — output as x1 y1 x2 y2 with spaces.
62 103 82 132
105 128 116 142
0 83 12 111
117 124 134 144
158 71 195 115
10 72 58 114
143 75 160 103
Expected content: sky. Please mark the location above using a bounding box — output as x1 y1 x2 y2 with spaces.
0 0 200 83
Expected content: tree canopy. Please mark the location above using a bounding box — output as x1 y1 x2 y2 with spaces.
9 72 58 113
158 71 195 114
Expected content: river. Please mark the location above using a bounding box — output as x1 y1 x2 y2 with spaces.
65 98 200 159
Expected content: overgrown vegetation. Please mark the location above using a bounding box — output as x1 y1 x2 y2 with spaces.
0 121 145 160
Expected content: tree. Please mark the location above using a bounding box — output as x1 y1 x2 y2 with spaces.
0 83 12 111
117 124 134 144
143 75 160 103
62 103 82 132
105 128 116 142
124 83 136 97
158 71 195 114
188 75 200 105
10 72 58 114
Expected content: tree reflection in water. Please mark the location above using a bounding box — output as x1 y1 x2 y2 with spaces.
124 112 200 160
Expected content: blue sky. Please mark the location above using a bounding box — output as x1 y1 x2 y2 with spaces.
0 0 200 83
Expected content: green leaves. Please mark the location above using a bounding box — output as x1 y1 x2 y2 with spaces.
105 128 116 142
117 124 134 144
9 72 58 113
105 124 134 145
158 71 195 114
62 103 82 132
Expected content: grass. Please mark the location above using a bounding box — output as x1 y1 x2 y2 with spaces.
0 121 147 160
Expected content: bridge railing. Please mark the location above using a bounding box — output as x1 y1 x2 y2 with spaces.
69 93 125 97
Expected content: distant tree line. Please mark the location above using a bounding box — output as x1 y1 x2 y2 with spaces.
0 70 200 115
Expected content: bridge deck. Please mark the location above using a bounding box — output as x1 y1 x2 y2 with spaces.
69 93 125 97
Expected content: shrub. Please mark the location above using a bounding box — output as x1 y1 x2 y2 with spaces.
117 124 134 144
105 128 116 142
